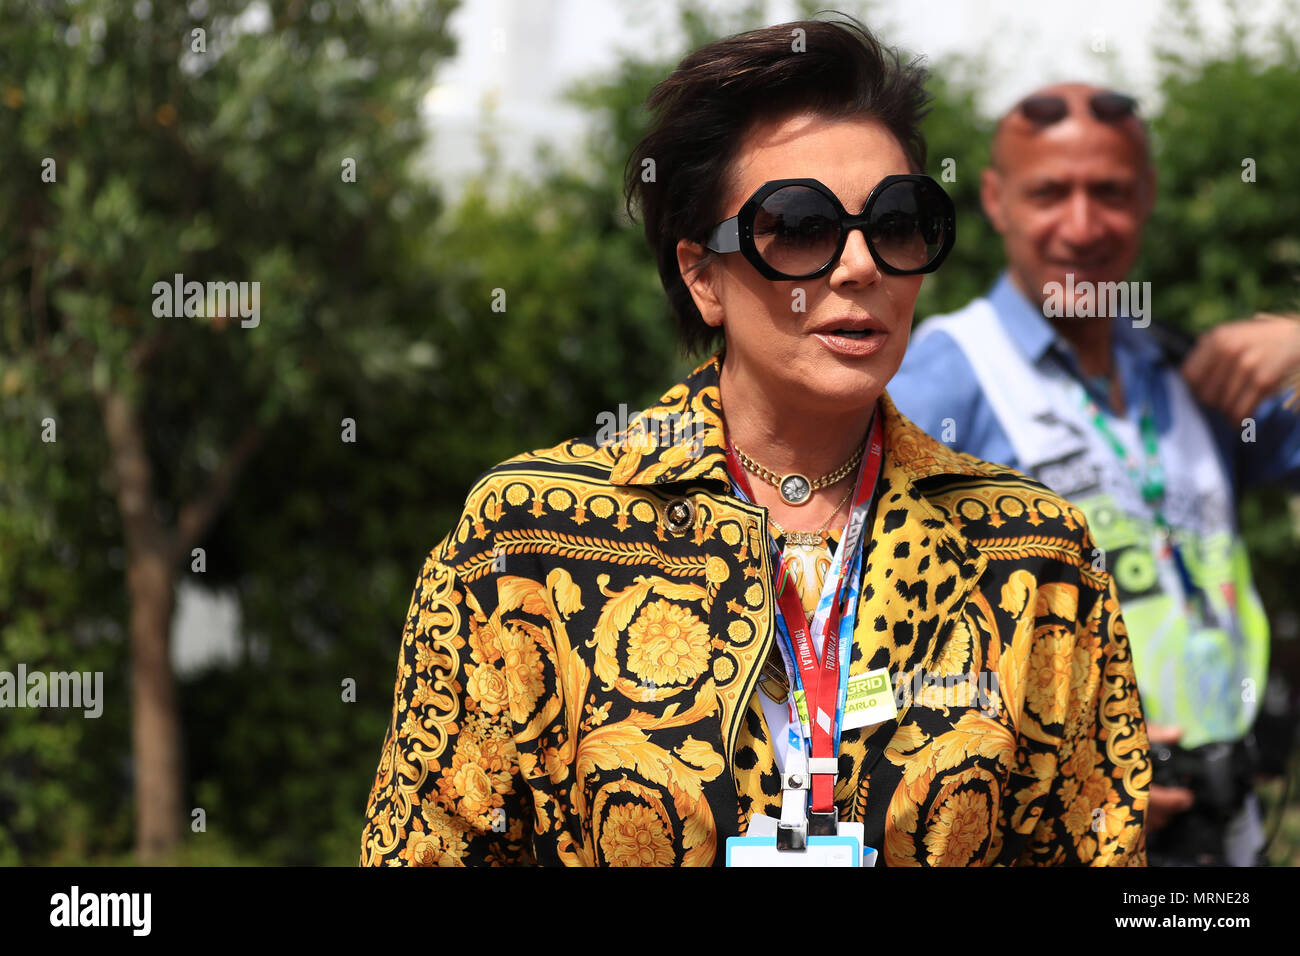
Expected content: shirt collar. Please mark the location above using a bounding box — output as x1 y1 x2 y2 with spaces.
987 271 1060 364
606 350 995 491
1112 310 1167 365
988 269 1166 367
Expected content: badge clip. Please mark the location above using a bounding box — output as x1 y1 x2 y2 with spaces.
776 770 808 851
808 809 839 836
805 757 840 834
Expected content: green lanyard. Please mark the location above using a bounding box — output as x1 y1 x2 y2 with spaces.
1078 387 1168 528
1077 385 1210 613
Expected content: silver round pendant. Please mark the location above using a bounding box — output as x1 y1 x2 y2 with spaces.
779 473 812 505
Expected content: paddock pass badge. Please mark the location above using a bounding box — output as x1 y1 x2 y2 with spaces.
791 666 897 734
726 814 879 867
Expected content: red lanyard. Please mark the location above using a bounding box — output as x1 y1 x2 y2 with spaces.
724 414 884 814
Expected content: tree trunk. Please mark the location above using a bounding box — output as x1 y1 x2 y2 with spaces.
95 369 261 861
98 385 182 861
126 544 181 860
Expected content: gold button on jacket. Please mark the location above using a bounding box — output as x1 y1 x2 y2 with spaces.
360 352 1151 866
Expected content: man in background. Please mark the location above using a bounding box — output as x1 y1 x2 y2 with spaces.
889 82 1300 865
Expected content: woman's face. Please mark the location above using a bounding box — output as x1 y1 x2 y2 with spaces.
678 112 925 415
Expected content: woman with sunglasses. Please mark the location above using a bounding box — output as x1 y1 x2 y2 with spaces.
360 16 1152 867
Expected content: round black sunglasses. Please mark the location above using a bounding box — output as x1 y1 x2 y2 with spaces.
704 174 956 281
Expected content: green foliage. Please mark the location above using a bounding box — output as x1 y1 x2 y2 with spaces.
0 0 460 864
1139 5 1300 330
0 327 130 864
914 61 1000 319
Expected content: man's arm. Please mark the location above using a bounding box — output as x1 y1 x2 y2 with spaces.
1182 312 1300 489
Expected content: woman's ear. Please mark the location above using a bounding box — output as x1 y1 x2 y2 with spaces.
676 239 725 328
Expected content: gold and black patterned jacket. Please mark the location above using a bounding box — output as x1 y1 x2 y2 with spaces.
360 352 1151 866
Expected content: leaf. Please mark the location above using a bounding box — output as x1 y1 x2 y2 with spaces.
576 725 672 788
547 567 585 618
588 578 654 688
674 736 726 778
999 569 1036 617
497 576 544 617
926 712 1016 776
1035 582 1078 622
648 580 708 605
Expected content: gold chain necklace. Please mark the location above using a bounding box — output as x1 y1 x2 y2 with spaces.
759 484 854 701
732 439 864 506
769 482 854 546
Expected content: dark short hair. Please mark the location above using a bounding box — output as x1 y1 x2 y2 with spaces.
625 16 933 357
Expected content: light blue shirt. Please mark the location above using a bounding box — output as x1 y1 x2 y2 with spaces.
889 272 1300 498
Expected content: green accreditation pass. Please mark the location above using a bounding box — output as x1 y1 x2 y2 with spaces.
792 666 896 735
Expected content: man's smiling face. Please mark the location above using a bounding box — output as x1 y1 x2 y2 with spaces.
982 84 1155 316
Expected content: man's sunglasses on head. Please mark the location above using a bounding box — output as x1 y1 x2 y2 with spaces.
705 174 956 281
1016 90 1138 127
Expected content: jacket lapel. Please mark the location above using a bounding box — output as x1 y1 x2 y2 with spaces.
606 353 732 491
836 392 988 790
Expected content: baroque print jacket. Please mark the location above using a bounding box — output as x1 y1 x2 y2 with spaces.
360 352 1151 866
